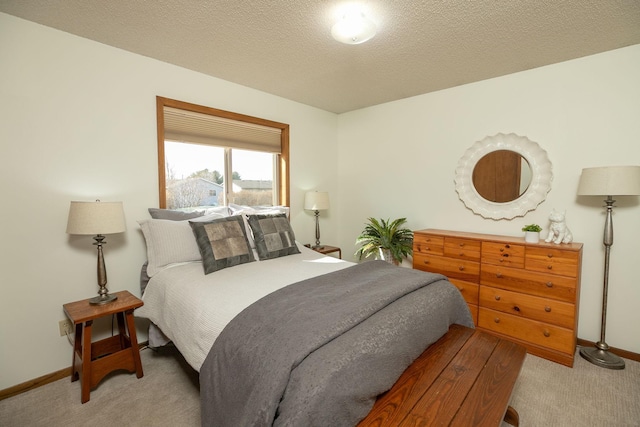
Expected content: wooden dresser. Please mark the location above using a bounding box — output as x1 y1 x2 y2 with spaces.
413 229 582 367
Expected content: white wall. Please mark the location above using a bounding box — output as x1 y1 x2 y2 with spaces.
0 13 339 390
336 44 640 353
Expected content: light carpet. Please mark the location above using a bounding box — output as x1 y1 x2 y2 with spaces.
1 345 639 426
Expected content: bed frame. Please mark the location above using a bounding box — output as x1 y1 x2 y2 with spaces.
358 324 526 426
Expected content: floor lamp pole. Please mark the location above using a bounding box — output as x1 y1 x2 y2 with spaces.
579 196 625 369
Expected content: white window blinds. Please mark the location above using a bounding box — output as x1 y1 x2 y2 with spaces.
163 106 282 153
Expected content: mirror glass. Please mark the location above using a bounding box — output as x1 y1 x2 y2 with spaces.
472 150 532 202
454 133 552 220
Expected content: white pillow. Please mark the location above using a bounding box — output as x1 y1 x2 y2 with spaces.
139 213 225 277
228 204 290 218
203 206 232 217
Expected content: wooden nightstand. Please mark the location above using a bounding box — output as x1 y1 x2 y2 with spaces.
63 290 144 403
306 244 342 259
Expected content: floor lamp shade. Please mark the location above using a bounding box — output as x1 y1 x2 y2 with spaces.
577 166 640 196
66 201 126 305
304 191 329 248
576 166 640 370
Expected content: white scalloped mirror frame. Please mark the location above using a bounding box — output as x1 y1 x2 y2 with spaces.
454 133 553 220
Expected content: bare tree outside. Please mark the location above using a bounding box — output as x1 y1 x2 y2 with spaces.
167 178 210 209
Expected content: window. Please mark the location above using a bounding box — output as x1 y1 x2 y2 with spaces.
156 97 290 210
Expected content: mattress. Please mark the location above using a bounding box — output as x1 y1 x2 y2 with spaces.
136 243 353 371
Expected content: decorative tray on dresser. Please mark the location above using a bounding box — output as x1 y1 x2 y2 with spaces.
413 229 582 367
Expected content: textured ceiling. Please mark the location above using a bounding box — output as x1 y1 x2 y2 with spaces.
2 0 640 113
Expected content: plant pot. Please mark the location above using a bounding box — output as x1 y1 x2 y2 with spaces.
378 248 399 265
524 231 540 243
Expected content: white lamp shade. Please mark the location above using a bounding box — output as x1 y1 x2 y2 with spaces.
577 166 640 196
66 201 126 235
304 191 330 211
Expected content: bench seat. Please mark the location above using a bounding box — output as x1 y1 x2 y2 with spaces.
358 324 526 426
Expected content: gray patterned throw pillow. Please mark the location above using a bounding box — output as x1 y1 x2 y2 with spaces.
247 213 300 260
189 215 255 274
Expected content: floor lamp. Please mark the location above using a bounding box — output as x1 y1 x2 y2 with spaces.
577 166 640 369
66 200 126 305
304 191 329 249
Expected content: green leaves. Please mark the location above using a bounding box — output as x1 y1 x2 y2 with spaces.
354 217 413 264
522 224 542 232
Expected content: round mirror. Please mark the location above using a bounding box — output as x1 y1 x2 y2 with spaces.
472 150 532 202
454 133 552 220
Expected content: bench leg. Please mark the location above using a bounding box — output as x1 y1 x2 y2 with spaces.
503 405 519 426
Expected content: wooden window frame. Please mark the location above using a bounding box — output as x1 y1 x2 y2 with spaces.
156 96 290 208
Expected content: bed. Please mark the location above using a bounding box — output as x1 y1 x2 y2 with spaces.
135 208 474 426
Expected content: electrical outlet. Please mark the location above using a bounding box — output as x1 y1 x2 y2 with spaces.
59 319 73 337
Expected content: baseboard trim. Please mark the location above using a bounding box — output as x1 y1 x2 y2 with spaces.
577 338 640 363
0 341 149 401
0 367 70 401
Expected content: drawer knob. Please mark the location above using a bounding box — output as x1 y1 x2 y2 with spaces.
505 244 511 248
495 295 501 301
547 265 553 270
545 306 551 312
494 318 500 323
496 272 503 278
500 248 504 252
502 253 509 257
458 266 465 271
459 243 465 247
513 306 520 312
423 260 430 265
547 253 553 258
543 330 550 337
546 281 553 288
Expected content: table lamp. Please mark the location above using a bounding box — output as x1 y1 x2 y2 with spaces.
304 191 329 249
66 200 126 305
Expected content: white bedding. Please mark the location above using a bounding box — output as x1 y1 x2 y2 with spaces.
135 243 353 371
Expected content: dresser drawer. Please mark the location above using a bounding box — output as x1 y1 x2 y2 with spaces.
449 278 479 305
478 308 575 355
479 285 575 329
413 253 480 282
525 246 580 277
444 237 481 261
481 242 525 269
481 264 576 303
413 234 444 255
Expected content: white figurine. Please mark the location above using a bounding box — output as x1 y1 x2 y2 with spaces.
545 209 573 244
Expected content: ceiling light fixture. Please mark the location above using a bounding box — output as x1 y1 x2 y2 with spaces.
331 10 376 45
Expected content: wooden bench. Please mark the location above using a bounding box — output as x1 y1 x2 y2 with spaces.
358 324 526 426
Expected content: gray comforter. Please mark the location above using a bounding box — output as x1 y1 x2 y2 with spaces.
200 260 473 427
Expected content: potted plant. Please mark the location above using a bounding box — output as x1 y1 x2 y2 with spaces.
355 217 413 265
522 224 542 243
